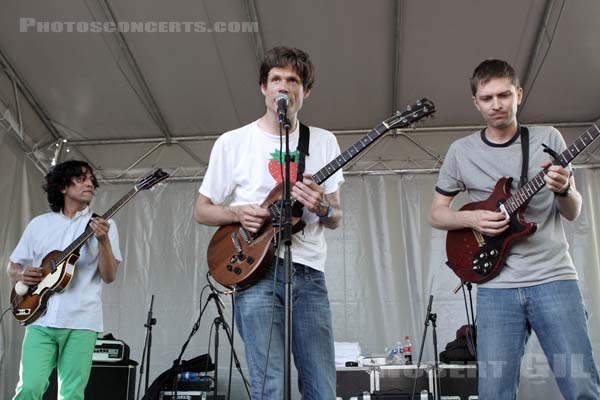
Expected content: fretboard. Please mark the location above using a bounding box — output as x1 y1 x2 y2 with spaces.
503 120 600 214
53 186 140 266
313 122 390 185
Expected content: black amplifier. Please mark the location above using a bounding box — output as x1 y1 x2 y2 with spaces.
93 339 130 363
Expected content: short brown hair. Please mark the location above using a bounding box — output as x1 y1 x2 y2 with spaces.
470 59 520 96
259 46 315 90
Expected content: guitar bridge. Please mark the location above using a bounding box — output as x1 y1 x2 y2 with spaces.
472 230 486 247
15 309 31 316
230 233 243 253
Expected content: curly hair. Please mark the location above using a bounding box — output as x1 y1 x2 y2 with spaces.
259 46 315 90
470 59 520 96
43 160 99 212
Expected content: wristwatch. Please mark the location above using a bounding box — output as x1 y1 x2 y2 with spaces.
556 182 571 197
317 200 333 219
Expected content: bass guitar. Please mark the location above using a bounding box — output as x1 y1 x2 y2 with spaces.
10 168 169 325
446 121 600 283
208 99 436 289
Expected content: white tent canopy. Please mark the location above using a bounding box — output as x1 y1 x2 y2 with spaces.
0 0 599 180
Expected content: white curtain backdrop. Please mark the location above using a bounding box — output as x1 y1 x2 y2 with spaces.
1 132 599 399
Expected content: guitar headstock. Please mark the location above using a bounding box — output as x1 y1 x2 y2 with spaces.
135 168 170 191
384 98 436 130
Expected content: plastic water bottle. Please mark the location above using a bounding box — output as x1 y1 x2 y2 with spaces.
386 342 403 364
403 335 412 364
177 371 202 381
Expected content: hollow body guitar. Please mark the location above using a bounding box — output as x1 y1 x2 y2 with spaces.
10 169 169 325
208 99 436 289
446 120 600 284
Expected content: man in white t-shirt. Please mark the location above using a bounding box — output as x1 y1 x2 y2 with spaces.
194 46 343 399
7 160 122 400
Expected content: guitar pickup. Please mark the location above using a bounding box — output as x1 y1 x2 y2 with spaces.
239 228 252 244
269 202 282 227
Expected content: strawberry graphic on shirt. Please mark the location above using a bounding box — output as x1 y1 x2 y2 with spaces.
268 149 299 183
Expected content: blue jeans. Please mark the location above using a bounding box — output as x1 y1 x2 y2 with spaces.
234 259 336 400
477 280 600 400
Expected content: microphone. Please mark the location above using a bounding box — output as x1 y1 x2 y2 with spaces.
275 93 289 125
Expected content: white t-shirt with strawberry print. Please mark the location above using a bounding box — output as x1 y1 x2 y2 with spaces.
199 119 344 272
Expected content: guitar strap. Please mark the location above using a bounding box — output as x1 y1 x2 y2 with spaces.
520 125 529 188
297 122 310 182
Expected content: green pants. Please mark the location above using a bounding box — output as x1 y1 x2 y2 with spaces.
13 326 97 400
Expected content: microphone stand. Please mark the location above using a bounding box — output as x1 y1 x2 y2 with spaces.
412 295 440 400
169 290 250 400
212 295 222 400
142 295 157 399
280 111 294 400
209 292 248 400
430 311 440 400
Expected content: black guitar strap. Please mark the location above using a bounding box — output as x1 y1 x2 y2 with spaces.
520 125 529 188
297 122 310 182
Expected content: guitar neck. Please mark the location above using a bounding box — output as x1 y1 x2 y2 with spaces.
55 187 140 264
313 122 391 185
504 121 600 214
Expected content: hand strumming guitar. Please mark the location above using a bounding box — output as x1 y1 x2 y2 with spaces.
233 204 270 233
467 209 510 237
14 265 44 286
